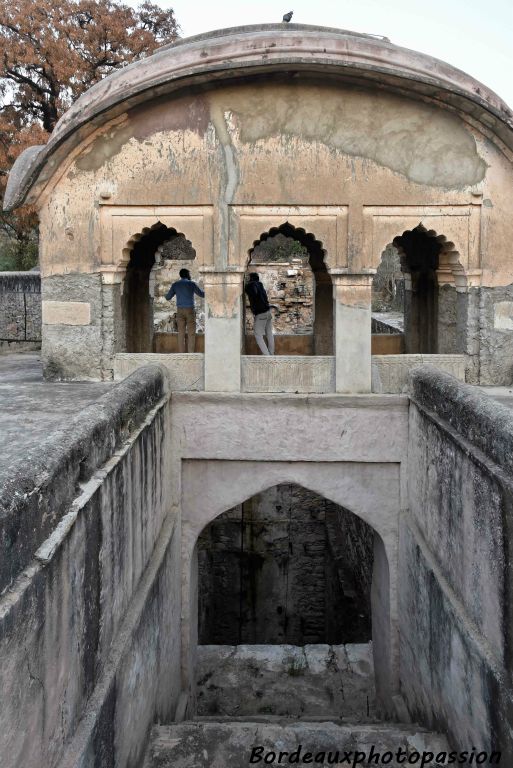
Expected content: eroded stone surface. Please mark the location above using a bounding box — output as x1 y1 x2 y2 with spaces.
147 721 450 768
0 353 111 484
196 644 376 720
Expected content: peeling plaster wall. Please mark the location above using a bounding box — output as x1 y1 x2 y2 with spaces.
0 367 181 768
35 79 513 382
402 367 513 758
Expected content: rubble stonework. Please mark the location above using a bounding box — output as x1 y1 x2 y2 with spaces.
0 272 41 350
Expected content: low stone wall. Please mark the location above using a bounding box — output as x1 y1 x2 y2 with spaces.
114 352 204 390
242 355 335 393
372 354 466 393
196 643 376 720
402 366 513 759
0 366 182 768
0 271 41 349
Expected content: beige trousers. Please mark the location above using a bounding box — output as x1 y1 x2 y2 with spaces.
177 307 196 352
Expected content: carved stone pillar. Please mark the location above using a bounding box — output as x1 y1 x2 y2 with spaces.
201 268 245 392
332 271 374 393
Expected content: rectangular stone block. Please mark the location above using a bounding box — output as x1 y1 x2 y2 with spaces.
494 301 513 330
114 353 204 391
42 300 91 325
242 355 335 393
371 354 466 393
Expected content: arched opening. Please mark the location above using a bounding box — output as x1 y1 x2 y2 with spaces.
123 223 200 353
371 224 465 355
193 482 388 720
245 223 333 356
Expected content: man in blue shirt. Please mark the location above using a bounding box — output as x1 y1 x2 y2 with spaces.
166 268 205 352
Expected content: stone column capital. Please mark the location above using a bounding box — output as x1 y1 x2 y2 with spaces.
100 265 126 284
329 269 376 287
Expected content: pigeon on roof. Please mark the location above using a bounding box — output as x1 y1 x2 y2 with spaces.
282 11 293 22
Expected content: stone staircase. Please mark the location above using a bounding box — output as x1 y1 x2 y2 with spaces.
145 720 450 767
142 645 450 767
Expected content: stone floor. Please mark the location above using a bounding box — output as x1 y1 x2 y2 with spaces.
0 352 111 484
146 722 450 768
197 644 376 721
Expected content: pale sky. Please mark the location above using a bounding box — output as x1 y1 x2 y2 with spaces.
145 0 513 108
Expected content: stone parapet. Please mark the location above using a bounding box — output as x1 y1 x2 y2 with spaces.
409 363 513 474
372 354 466 393
0 364 168 593
114 352 204 390
241 355 335 393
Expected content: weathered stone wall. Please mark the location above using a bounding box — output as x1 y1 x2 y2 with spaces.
30 69 513 382
0 271 41 350
198 484 373 645
0 366 182 768
196 643 376 720
402 367 513 758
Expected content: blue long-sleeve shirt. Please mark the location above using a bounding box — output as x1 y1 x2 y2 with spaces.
166 278 205 308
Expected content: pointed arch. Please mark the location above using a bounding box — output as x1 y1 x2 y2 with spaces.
182 463 398 717
374 223 468 354
246 222 333 355
122 222 197 353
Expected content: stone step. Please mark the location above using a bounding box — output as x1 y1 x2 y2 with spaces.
193 714 383 724
146 721 450 767
197 643 376 720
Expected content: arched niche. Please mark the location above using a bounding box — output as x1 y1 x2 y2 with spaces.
246 222 333 356
122 222 196 353
181 461 399 717
372 224 468 354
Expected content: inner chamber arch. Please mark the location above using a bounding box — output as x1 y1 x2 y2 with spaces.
372 223 468 354
121 222 197 353
184 473 396 714
246 222 333 355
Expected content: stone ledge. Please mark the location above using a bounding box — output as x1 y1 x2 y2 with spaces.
0 364 167 593
242 355 335 393
409 364 513 475
372 354 466 394
114 352 204 390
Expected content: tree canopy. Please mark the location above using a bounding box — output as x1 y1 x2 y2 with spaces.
0 0 179 268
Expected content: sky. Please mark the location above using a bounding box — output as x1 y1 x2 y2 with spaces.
149 0 513 108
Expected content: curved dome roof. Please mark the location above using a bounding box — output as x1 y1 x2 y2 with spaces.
5 23 513 210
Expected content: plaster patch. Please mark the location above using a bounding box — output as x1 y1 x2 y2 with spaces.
215 83 487 189
494 301 513 330
42 301 91 326
75 94 210 172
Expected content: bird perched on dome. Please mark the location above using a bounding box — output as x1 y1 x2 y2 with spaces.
282 11 293 22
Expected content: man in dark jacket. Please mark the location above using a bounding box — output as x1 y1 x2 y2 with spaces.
244 272 275 355
166 268 205 352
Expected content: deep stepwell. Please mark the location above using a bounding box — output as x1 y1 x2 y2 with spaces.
1 363 512 767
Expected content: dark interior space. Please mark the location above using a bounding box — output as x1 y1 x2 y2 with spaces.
198 483 374 645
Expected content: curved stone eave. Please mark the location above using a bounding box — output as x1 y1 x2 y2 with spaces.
4 23 513 211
